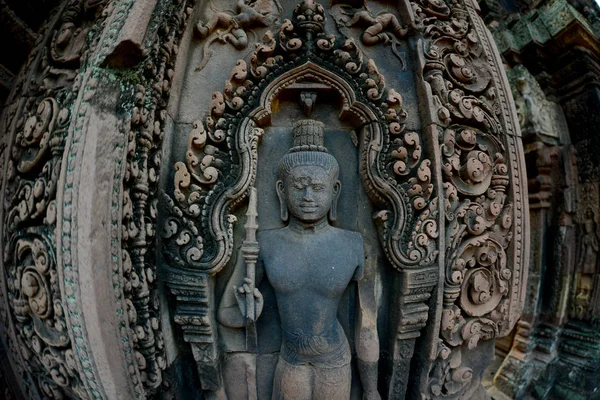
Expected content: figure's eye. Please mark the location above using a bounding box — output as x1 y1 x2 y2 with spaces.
293 183 304 190
313 185 324 191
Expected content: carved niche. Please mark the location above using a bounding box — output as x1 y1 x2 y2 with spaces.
159 0 528 399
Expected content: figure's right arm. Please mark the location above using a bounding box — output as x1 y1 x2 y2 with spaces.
216 248 265 328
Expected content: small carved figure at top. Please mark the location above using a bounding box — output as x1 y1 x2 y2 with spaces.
332 5 408 70
50 0 88 65
346 9 407 45
195 0 279 70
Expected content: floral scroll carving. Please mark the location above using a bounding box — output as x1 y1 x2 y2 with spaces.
117 2 197 396
5 231 86 398
0 0 526 398
1 0 198 398
3 47 81 400
0 0 112 397
411 0 528 398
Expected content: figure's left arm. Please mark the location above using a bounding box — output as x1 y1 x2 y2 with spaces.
354 238 381 400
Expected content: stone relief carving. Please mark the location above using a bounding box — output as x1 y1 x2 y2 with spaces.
0 0 110 398
572 209 600 320
195 0 280 70
410 0 528 398
117 2 197 396
507 64 565 143
0 0 528 398
0 0 196 398
162 0 441 397
331 5 408 69
217 120 380 399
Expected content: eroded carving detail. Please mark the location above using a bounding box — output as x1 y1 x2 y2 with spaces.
195 0 279 71
411 0 527 398
1 2 108 398
117 2 197 396
332 5 408 70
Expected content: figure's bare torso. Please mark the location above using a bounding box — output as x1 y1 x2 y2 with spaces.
258 226 363 367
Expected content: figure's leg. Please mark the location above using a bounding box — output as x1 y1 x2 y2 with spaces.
272 357 312 400
196 13 234 38
222 352 257 399
312 364 351 400
225 28 248 49
363 23 386 45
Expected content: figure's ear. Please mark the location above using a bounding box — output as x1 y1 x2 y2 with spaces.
329 180 342 222
276 180 288 222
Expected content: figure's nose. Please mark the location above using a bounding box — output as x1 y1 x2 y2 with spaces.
303 187 313 201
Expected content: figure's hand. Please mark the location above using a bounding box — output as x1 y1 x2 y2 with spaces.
233 278 264 322
362 390 381 400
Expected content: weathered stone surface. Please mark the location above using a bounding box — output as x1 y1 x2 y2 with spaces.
480 1 600 399
0 0 530 399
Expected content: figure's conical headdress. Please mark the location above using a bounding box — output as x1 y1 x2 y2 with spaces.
278 119 339 179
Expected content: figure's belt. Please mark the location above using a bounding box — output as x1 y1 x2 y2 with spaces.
280 325 351 368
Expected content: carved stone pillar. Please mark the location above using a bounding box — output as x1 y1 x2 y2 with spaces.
0 1 529 399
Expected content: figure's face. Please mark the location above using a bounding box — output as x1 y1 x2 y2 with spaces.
585 219 594 233
283 165 337 223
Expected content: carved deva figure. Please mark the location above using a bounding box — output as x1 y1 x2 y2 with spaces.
219 120 381 400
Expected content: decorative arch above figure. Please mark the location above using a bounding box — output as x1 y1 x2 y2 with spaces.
160 1 527 399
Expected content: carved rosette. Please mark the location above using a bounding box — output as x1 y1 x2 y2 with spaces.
162 0 440 392
411 0 528 398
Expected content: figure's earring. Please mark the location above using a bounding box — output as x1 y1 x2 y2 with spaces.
329 180 342 222
276 180 288 222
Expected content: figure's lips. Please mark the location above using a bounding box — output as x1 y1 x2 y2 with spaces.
299 203 318 211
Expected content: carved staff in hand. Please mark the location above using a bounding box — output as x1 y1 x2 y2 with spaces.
217 187 263 399
234 186 261 352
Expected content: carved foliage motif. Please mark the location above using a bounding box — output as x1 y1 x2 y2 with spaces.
5 231 85 398
118 2 196 395
162 0 438 391
411 0 527 398
1 1 108 398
